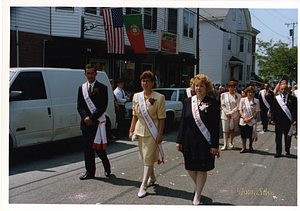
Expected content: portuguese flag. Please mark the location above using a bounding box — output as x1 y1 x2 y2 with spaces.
123 14 147 54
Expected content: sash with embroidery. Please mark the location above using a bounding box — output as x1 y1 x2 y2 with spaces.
225 93 239 133
82 82 107 150
186 88 192 98
191 96 212 145
138 92 164 164
275 95 294 139
260 90 271 120
244 98 258 142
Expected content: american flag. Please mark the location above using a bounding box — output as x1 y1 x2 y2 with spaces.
274 76 286 94
102 8 125 54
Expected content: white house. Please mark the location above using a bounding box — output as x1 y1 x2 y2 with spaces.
10 7 198 93
198 8 260 86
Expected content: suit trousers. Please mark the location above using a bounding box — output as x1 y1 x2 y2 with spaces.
275 123 292 155
82 130 111 176
260 109 269 131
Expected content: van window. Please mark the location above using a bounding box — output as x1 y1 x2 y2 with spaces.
179 90 185 101
10 72 47 100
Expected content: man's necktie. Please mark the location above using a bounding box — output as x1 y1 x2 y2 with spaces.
89 84 92 96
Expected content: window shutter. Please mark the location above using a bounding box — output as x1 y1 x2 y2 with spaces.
152 8 157 31
126 8 131 14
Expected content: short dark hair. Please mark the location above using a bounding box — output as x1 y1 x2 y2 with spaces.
116 79 124 84
140 70 155 82
228 81 237 87
85 64 96 72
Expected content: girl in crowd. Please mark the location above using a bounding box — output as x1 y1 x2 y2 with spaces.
239 86 260 153
220 81 241 150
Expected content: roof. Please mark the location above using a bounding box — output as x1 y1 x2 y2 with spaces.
199 8 230 20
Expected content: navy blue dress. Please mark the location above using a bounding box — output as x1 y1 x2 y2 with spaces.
177 95 220 171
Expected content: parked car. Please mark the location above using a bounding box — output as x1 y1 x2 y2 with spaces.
9 68 117 152
125 88 186 132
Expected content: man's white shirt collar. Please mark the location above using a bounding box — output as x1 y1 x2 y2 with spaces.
88 80 96 88
282 94 288 103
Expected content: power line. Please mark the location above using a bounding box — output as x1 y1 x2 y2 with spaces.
185 8 253 43
264 9 285 23
272 9 297 22
251 12 288 38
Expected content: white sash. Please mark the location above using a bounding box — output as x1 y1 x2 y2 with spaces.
186 88 192 98
191 96 212 145
275 95 294 138
244 98 257 142
138 92 164 164
260 90 271 119
82 82 107 150
225 93 239 133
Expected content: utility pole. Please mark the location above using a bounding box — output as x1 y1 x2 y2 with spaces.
196 8 200 74
285 22 298 47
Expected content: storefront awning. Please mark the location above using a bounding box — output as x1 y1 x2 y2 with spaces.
250 72 265 84
229 56 244 67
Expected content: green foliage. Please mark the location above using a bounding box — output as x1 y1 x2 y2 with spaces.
256 39 297 83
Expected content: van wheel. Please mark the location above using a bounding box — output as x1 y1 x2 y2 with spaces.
164 112 174 133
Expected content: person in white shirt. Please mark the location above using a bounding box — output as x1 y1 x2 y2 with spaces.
114 79 130 137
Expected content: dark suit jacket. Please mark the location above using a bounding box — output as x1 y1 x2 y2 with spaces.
271 94 297 126
77 80 108 132
259 89 274 112
177 95 220 160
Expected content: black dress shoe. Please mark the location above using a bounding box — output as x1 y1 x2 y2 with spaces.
249 147 253 152
104 171 111 177
274 154 281 158
79 174 95 180
285 152 291 157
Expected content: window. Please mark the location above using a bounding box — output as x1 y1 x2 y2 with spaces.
239 65 243 80
144 8 157 31
142 64 153 72
183 11 194 38
10 72 47 101
126 8 141 14
246 65 250 80
168 8 178 34
85 7 97 15
155 90 177 101
240 36 244 52
232 9 236 21
238 9 242 24
228 33 232 50
247 41 251 53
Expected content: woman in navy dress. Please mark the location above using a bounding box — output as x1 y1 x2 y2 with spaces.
176 74 220 205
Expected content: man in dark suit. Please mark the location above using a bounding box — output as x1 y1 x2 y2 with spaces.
258 83 274 133
271 84 297 158
77 64 111 180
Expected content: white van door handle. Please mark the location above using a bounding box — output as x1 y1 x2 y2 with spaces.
48 107 51 117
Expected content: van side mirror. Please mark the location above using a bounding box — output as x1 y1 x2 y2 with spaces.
10 91 24 101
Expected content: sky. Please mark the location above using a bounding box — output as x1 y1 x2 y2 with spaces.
249 8 298 48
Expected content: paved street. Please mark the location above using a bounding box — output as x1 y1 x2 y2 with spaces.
8 121 297 207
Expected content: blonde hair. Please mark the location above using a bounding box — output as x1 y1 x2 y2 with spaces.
191 74 213 93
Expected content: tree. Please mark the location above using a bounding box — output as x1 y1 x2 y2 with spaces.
256 39 297 84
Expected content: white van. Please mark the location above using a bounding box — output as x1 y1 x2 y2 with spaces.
9 67 116 149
